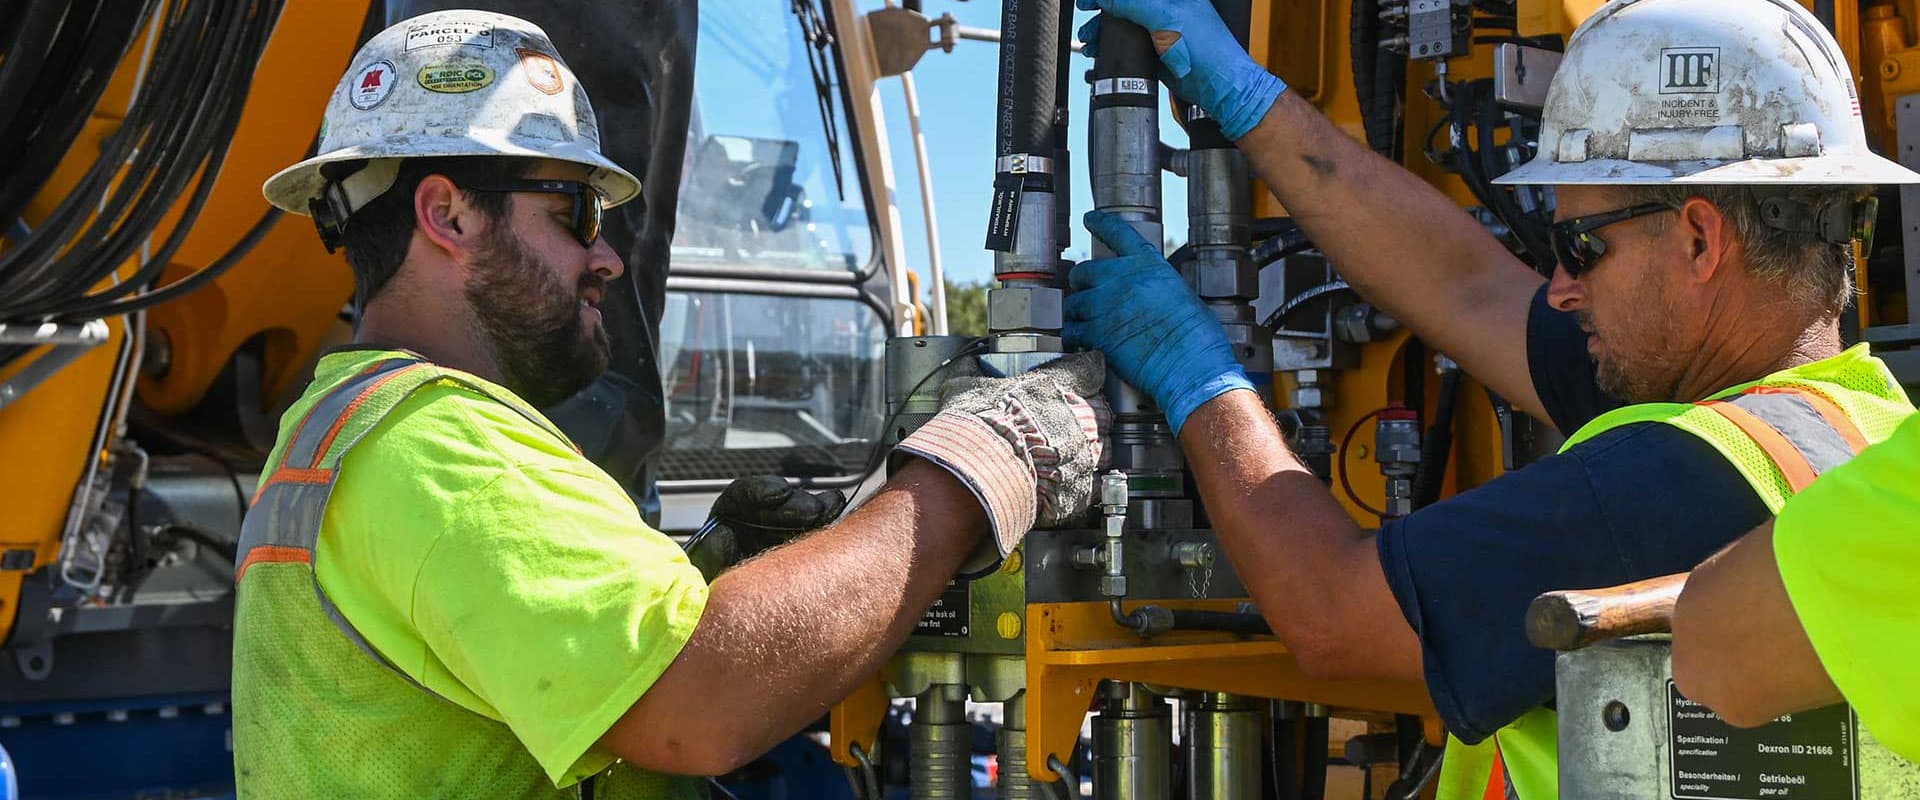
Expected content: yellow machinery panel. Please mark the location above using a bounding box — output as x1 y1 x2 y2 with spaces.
0 1 367 640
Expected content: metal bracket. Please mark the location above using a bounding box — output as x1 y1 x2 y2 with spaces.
996 153 1055 175
0 319 111 411
865 7 956 77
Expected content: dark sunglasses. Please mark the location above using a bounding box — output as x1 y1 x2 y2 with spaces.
462 179 605 248
1549 202 1675 278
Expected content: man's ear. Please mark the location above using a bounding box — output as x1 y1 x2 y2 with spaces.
1676 195 1732 285
413 175 494 263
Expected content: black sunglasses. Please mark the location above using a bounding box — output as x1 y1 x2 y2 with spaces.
1549 202 1675 278
462 179 606 248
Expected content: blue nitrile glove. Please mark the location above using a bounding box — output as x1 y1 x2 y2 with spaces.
1065 211 1253 436
1077 0 1287 140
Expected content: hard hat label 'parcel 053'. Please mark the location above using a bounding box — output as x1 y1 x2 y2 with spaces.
405 21 494 51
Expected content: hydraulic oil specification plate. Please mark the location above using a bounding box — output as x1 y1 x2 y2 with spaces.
915 581 970 638
1669 681 1857 800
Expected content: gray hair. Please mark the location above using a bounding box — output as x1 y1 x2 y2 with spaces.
1620 185 1869 318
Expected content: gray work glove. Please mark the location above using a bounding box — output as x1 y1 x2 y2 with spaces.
686 476 848 581
895 351 1111 575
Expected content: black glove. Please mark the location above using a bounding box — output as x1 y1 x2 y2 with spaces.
685 475 848 581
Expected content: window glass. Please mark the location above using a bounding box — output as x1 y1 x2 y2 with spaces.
657 291 887 481
672 1 874 272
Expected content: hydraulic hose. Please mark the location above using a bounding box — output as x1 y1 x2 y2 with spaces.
1412 368 1462 508
996 0 1061 168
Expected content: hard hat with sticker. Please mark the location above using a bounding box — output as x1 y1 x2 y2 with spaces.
1498 0 1920 185
262 9 640 222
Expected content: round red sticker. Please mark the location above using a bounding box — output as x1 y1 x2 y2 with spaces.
349 59 397 110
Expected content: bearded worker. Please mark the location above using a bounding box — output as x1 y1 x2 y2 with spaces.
235 11 1108 798
1068 0 1918 796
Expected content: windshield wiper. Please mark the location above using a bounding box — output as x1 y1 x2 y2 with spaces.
790 0 847 201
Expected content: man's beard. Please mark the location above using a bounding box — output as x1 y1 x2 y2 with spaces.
1581 287 1684 404
464 229 611 408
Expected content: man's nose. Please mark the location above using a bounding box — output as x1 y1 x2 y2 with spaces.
590 236 624 281
1546 261 1585 312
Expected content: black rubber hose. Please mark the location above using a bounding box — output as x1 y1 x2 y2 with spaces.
1302 715 1330 800
996 0 1061 162
0 2 142 231
30 4 281 318
1170 609 1273 635
1412 368 1461 508
1052 0 1074 246
1350 0 1400 156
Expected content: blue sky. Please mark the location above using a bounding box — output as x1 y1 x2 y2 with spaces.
862 0 1191 286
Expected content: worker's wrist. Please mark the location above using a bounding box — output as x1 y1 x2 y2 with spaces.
1217 69 1288 141
1163 369 1256 436
894 411 1037 561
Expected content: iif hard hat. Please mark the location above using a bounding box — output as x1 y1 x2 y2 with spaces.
1497 0 1920 185
261 10 642 239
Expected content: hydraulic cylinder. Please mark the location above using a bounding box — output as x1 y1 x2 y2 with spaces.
1092 682 1171 800
1182 693 1262 800
912 684 973 800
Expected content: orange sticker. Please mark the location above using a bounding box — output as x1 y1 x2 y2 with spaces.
518 48 564 95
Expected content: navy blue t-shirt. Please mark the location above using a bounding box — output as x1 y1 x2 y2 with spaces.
1374 284 1769 743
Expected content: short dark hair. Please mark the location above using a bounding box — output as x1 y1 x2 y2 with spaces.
338 156 537 310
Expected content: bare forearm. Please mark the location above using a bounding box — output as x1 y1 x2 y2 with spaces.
1179 391 1423 680
1237 93 1547 419
1671 522 1840 727
608 460 984 773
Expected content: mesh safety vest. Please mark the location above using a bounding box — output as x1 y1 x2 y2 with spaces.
1434 344 1915 800
231 356 698 799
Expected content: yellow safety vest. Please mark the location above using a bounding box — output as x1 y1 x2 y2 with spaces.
231 356 698 799
1434 344 1915 800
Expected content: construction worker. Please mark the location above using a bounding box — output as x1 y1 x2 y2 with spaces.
1071 0 1918 796
239 11 1108 798
1672 413 1920 762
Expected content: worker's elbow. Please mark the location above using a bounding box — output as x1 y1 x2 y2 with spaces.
1285 629 1357 681
607 732 758 778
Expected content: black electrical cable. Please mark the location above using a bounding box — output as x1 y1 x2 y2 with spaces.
854 337 990 481
0 0 285 336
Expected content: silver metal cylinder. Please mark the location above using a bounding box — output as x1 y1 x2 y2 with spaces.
1092 683 1171 800
888 335 982 430
1182 693 1262 800
913 684 973 800
998 691 1037 799
994 190 1062 287
1090 104 1162 237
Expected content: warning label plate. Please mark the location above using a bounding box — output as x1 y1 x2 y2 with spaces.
915 581 970 638
1669 681 1857 800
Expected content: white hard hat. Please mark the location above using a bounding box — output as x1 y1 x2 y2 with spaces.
262 9 642 223
1497 0 1920 185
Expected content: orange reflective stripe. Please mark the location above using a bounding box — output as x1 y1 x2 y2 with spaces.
1743 385 1870 454
1701 401 1821 491
237 544 312 581
1482 743 1507 800
308 363 430 469
250 467 336 505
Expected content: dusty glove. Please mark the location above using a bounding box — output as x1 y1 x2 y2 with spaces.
1076 0 1287 140
1065 210 1253 436
686 475 848 581
895 351 1110 572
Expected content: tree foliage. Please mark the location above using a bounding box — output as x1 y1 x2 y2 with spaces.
941 280 989 336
